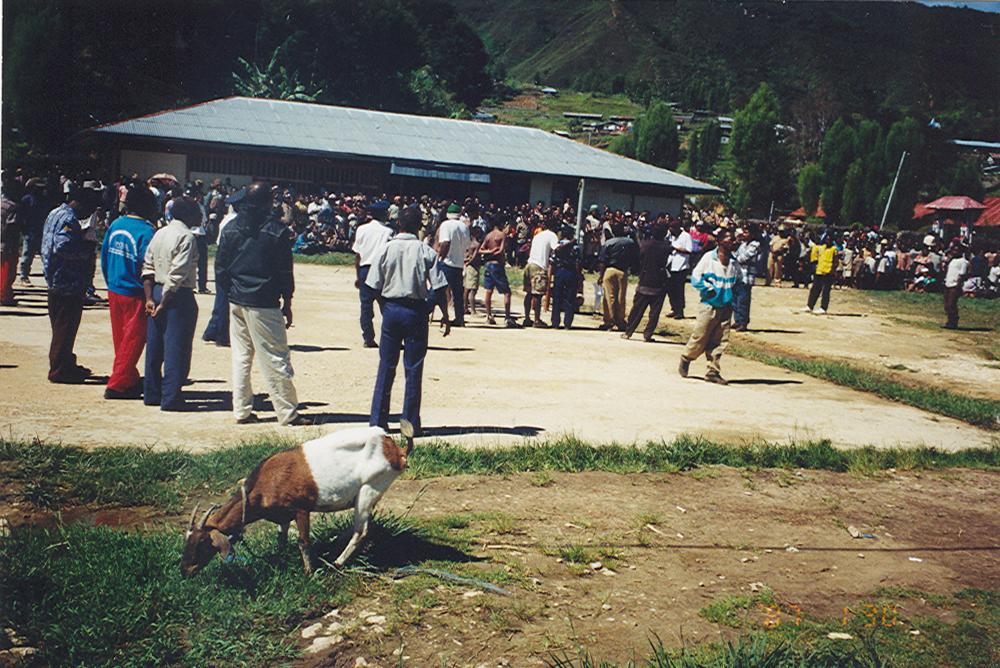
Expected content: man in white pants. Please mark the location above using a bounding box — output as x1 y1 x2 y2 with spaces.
216 182 311 426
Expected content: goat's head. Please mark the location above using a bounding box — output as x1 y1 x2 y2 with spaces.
180 503 231 577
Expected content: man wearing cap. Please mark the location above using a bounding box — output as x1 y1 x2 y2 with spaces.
142 197 201 410
217 182 311 426
437 203 471 326
352 199 393 347
100 185 157 399
41 185 98 383
366 205 450 435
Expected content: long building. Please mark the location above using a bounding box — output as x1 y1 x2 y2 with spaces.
88 96 721 213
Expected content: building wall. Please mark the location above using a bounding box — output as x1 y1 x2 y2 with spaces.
120 149 187 181
531 176 683 216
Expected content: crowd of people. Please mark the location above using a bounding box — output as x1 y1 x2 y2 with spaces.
1 165 996 427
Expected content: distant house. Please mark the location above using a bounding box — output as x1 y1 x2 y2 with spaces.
562 112 603 120
608 115 635 123
717 116 734 134
472 112 497 123
540 87 559 95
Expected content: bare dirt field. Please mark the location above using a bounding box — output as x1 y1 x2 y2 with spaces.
0 263 996 452
302 466 1000 666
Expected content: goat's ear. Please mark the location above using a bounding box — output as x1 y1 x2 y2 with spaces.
209 529 232 561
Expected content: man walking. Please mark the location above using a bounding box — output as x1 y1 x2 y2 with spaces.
41 185 97 383
142 197 200 410
366 205 450 436
479 217 518 327
17 178 48 288
623 220 670 342
437 203 471 326
942 246 969 329
352 199 393 347
217 182 311 426
678 228 739 385
767 227 789 287
1 178 21 306
597 223 639 331
100 186 157 399
666 218 692 319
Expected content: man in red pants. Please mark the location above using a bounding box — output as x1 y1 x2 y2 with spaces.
0 178 21 306
100 185 157 399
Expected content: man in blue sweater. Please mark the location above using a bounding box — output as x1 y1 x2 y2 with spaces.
101 186 157 399
678 228 739 385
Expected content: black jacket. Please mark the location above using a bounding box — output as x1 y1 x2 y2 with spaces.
216 213 294 308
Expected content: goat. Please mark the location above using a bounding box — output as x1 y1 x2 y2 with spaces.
181 421 414 577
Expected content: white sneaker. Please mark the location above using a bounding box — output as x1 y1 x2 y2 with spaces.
800 306 812 312
813 307 826 315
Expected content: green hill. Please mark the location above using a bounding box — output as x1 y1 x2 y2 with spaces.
451 0 1000 137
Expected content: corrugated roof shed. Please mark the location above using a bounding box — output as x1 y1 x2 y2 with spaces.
91 97 721 194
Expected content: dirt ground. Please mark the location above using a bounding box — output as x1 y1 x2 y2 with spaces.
1 264 996 452
300 468 999 666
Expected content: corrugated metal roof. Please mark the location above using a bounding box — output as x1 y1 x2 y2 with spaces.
91 97 721 194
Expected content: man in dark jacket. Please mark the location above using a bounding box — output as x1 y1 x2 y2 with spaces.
623 219 671 342
216 182 311 426
597 223 639 331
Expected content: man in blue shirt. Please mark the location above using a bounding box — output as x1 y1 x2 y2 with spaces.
41 186 98 383
100 186 157 399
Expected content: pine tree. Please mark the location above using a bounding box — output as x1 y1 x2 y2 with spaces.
797 163 823 215
729 82 790 216
687 131 701 177
819 118 857 224
635 101 680 170
840 159 865 224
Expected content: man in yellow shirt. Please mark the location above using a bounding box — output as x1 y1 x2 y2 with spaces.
805 233 838 315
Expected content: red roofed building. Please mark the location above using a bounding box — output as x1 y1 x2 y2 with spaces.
788 204 826 219
974 196 1000 227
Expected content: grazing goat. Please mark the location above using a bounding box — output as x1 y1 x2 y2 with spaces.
181 422 413 577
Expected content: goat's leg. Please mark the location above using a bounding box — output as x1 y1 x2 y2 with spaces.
294 510 313 574
277 521 290 550
334 485 380 567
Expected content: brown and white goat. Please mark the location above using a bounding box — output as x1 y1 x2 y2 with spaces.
181 423 413 577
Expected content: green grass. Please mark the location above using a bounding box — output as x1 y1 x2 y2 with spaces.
3 436 998 514
730 346 1000 430
853 290 1000 332
206 245 354 266
0 510 486 667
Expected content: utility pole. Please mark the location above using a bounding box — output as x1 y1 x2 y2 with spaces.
879 151 908 231
576 178 586 243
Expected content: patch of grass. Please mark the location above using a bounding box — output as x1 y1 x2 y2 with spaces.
553 587 1000 667
482 512 520 536
4 437 999 514
856 290 1000 332
730 346 1000 430
699 591 777 628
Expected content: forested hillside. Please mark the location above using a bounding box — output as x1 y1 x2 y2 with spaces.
448 0 1000 138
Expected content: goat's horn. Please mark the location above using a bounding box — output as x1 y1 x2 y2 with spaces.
188 503 201 530
199 504 221 529
399 419 415 453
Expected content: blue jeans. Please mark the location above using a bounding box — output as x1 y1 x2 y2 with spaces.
358 265 380 344
145 286 198 409
733 276 753 327
441 263 464 323
551 268 577 328
201 280 230 345
370 300 429 433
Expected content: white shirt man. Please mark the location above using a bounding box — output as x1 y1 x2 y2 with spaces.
527 228 558 271
668 228 693 273
437 214 471 269
352 211 393 347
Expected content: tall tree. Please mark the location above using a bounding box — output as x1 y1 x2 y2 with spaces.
687 131 701 177
797 163 823 216
840 159 865 224
819 119 857 224
635 101 679 170
729 82 790 215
